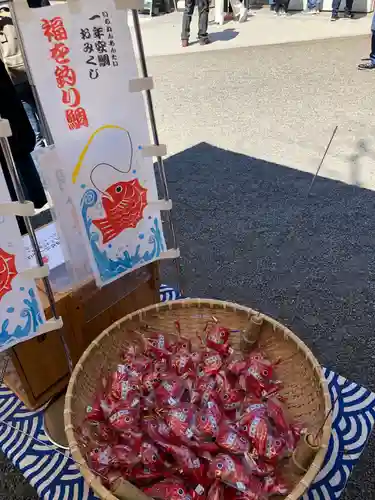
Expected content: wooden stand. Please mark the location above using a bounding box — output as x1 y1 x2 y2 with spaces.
3 263 160 410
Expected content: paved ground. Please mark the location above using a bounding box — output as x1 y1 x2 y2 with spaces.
133 7 373 56
148 31 375 191
2 33 375 499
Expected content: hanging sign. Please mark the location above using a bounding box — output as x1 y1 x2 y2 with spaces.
0 169 46 352
15 0 169 287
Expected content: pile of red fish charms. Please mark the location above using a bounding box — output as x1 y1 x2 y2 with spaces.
82 320 303 500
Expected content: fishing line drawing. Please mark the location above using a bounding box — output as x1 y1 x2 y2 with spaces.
72 124 148 244
72 124 134 183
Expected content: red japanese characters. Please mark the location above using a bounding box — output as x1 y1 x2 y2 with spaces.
42 16 88 130
82 320 304 499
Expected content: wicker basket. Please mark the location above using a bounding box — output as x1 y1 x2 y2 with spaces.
64 299 332 500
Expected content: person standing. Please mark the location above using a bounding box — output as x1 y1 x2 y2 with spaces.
0 56 47 234
358 11 375 69
181 0 210 47
0 1 50 148
274 0 290 16
229 0 248 22
306 0 320 14
331 0 354 21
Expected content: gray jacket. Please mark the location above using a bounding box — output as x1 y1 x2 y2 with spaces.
0 8 27 85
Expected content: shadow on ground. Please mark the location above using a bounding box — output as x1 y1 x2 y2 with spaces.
162 142 375 499
209 28 239 42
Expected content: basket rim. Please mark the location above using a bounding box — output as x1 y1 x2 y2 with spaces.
64 298 332 500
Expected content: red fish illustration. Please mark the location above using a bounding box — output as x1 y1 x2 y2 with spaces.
92 179 147 244
0 247 17 301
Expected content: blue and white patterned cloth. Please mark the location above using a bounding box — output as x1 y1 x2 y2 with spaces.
0 286 373 499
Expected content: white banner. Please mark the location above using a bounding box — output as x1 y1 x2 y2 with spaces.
16 0 167 286
0 169 46 352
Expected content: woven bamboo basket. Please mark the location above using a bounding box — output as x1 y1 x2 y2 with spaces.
64 299 332 500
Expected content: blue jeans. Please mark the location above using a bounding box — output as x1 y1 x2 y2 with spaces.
181 0 209 40
371 31 375 64
15 82 44 149
308 0 319 8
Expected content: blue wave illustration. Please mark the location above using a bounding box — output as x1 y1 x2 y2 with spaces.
0 288 44 348
81 188 164 283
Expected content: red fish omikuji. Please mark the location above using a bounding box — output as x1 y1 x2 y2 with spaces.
92 179 148 244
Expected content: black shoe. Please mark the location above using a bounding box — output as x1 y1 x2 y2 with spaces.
344 11 354 18
331 14 339 20
358 61 375 70
199 37 211 45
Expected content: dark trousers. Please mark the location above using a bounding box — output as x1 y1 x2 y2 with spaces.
331 0 353 16
2 153 47 234
181 0 209 40
15 82 44 149
275 0 289 11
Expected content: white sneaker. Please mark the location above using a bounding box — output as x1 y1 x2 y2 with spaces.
238 6 248 22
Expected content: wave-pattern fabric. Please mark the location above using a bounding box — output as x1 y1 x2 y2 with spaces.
303 369 375 499
0 287 373 499
159 283 182 302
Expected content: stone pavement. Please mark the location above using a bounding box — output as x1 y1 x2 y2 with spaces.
131 7 373 57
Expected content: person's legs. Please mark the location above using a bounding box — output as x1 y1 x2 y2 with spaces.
15 83 44 149
197 0 210 41
331 0 340 18
229 0 247 20
371 30 375 62
2 153 47 235
344 0 354 16
307 0 319 12
358 31 375 69
274 0 283 13
15 153 47 210
181 0 196 44
21 99 44 148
